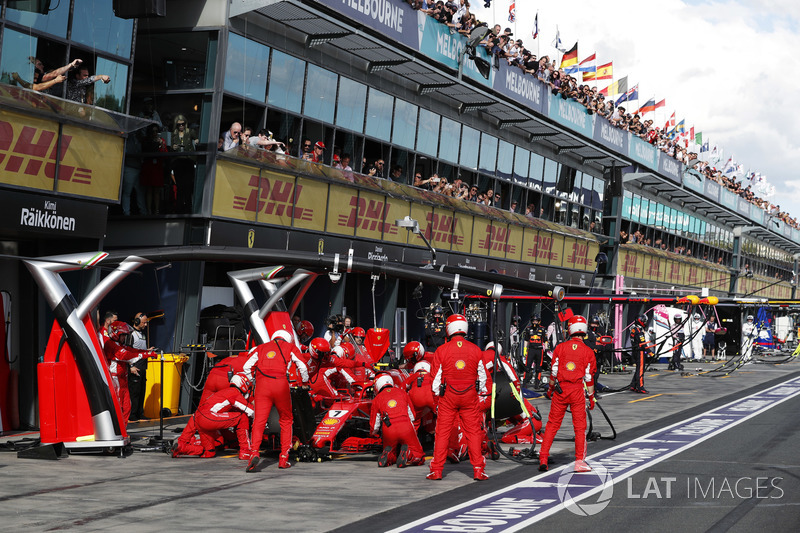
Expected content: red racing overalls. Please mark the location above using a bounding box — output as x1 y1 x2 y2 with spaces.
538 336 597 465
370 386 425 466
429 335 487 475
175 386 253 458
244 339 308 458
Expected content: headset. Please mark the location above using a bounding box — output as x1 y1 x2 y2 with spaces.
134 313 144 327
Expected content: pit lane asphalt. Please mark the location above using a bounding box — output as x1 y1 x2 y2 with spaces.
1 358 798 532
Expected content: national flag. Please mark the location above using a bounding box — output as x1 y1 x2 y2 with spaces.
508 2 515 23
595 62 612 80
695 131 702 146
700 140 709 153
599 75 627 97
654 99 665 111
638 98 656 115
689 127 695 145
663 112 675 132
532 12 539 39
674 119 685 134
578 53 596 81
559 42 578 69
553 27 564 53
723 158 736 175
614 82 637 106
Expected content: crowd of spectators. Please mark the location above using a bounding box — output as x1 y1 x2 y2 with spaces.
406 2 792 231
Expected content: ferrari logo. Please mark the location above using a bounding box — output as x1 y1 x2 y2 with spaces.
572 345 577 350
266 351 276 359
455 360 466 370
387 399 397 409
457 341 463 348
247 229 255 248
566 361 576 371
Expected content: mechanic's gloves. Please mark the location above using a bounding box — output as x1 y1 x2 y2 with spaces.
588 393 596 411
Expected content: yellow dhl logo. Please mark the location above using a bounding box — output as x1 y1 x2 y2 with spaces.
478 225 516 253
527 234 556 260
425 212 464 245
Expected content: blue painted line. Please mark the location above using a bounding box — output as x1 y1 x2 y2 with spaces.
388 376 800 532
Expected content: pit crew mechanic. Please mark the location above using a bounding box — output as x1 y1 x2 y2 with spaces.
538 315 597 473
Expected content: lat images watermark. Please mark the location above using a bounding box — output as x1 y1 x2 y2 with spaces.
557 460 614 516
626 476 785 500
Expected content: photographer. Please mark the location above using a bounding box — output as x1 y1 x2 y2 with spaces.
424 305 447 351
324 315 344 348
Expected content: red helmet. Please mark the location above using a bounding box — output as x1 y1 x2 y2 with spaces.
446 314 469 337
308 337 330 358
107 321 132 343
350 327 366 339
340 342 356 359
297 320 314 343
568 315 588 337
402 341 425 362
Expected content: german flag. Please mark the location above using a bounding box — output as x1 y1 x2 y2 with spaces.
559 43 578 70
595 62 612 81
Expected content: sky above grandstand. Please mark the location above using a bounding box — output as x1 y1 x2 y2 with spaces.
471 0 800 220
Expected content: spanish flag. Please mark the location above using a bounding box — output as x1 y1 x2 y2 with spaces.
595 61 612 81
559 43 578 70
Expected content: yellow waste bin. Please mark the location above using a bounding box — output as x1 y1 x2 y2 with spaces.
144 353 189 419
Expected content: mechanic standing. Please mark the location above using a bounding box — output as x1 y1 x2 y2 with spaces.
427 314 488 481
667 315 685 371
538 315 597 473
522 315 546 388
370 374 426 468
689 313 704 360
243 329 309 472
629 314 650 394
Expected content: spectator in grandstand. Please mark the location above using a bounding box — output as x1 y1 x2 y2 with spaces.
303 141 325 163
223 122 242 151
413 172 433 190
509 200 518 213
389 165 403 181
250 130 285 152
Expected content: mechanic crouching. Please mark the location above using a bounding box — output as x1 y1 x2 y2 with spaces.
171 373 254 459
370 374 426 468
427 314 488 481
538 315 597 473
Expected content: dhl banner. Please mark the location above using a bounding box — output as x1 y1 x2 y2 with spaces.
483 222 512 259
644 255 663 281
505 224 523 262
213 160 258 222
563 237 593 272
382 197 411 246
327 183 357 237
428 208 459 251
470 217 492 256
354 190 398 241
409 202 433 247
293 177 327 231
451 212 473 254
547 232 564 267
618 249 642 278
59 124 123 199
0 108 123 199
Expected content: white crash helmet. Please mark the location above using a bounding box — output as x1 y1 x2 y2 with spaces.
413 361 431 374
331 345 346 358
746 315 754 321
445 314 469 337
374 374 394 394
271 329 293 343
484 341 503 355
693 313 701 320
230 373 251 396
